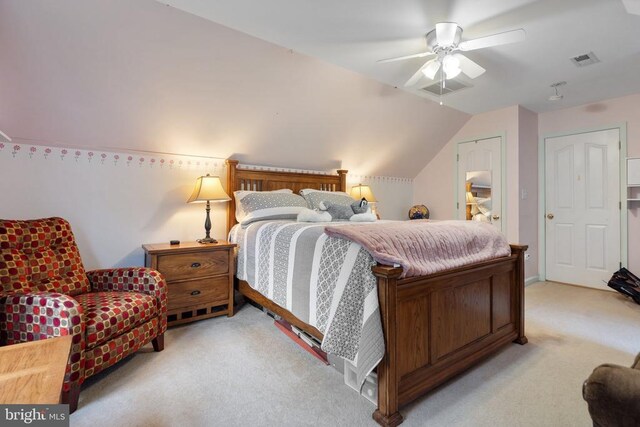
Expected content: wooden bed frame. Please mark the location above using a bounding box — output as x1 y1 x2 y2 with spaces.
225 159 527 427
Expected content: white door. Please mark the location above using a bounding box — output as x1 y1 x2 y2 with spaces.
545 129 620 289
457 137 503 231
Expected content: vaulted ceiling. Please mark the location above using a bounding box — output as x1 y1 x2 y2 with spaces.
162 0 640 114
4 1 639 178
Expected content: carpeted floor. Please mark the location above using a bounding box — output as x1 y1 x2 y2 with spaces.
72 282 640 427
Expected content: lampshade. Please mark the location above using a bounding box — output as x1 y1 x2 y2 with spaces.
350 184 377 202
187 174 231 203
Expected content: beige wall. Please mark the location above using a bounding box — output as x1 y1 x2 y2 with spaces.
539 92 640 272
518 107 539 279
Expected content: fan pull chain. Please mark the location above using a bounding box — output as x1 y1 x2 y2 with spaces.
439 63 444 106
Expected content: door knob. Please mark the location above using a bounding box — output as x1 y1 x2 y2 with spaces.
492 215 500 220
547 213 554 219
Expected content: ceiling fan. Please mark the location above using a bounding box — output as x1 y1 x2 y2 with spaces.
378 22 525 88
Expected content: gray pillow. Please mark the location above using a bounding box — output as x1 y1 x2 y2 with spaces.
301 190 355 210
234 189 293 222
239 192 307 225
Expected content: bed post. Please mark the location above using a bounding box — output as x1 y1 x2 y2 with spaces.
226 159 239 233
372 265 404 427
510 244 528 345
337 169 348 192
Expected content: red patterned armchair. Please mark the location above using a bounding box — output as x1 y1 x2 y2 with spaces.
0 218 167 412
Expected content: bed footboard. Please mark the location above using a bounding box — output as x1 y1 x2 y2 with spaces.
372 244 527 427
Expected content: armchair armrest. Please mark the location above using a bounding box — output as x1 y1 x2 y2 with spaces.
583 363 640 426
0 292 85 389
87 268 167 333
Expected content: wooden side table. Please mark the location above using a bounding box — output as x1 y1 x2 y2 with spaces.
143 241 236 326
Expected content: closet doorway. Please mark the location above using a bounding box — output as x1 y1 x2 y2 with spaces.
456 136 505 233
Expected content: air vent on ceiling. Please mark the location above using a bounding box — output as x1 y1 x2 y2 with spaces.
570 52 600 67
420 79 471 96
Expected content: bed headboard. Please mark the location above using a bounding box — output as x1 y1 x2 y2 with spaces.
225 159 348 232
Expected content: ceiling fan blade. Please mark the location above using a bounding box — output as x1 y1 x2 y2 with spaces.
422 59 441 80
435 22 459 46
458 28 525 51
377 52 435 63
404 59 437 87
454 54 486 79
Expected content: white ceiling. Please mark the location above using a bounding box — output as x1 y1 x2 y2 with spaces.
162 0 640 114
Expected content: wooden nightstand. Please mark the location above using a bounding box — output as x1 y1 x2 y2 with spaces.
142 241 236 326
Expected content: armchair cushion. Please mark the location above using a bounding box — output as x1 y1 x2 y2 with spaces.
0 218 90 296
76 292 158 348
87 268 167 334
0 292 85 389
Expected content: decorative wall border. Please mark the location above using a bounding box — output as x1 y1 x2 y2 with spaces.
239 164 413 184
348 174 413 184
0 139 225 172
1 139 413 184
238 163 335 175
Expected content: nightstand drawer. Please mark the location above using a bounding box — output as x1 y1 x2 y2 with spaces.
158 250 229 281
168 277 229 310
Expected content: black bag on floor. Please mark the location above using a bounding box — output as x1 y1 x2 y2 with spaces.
608 267 640 305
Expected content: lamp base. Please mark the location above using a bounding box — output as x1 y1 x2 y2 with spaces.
197 237 218 244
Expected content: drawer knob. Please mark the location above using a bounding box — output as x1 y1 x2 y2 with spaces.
190 290 201 296
191 262 201 268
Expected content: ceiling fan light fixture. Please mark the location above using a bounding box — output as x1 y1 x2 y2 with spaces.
382 22 525 89
443 55 461 79
422 60 441 80
445 68 461 79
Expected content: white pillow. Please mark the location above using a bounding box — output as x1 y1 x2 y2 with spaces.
234 189 292 222
350 212 377 222
297 208 332 223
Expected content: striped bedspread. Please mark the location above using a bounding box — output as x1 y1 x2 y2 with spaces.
229 220 384 387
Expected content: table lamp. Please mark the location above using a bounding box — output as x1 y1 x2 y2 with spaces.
187 174 231 243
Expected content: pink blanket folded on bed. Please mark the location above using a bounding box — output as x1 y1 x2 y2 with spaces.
323 220 511 278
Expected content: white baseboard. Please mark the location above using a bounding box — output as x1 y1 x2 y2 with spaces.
525 276 540 286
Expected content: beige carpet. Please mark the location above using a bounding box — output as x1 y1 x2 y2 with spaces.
71 282 640 427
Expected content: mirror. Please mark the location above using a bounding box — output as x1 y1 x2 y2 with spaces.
465 171 492 222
